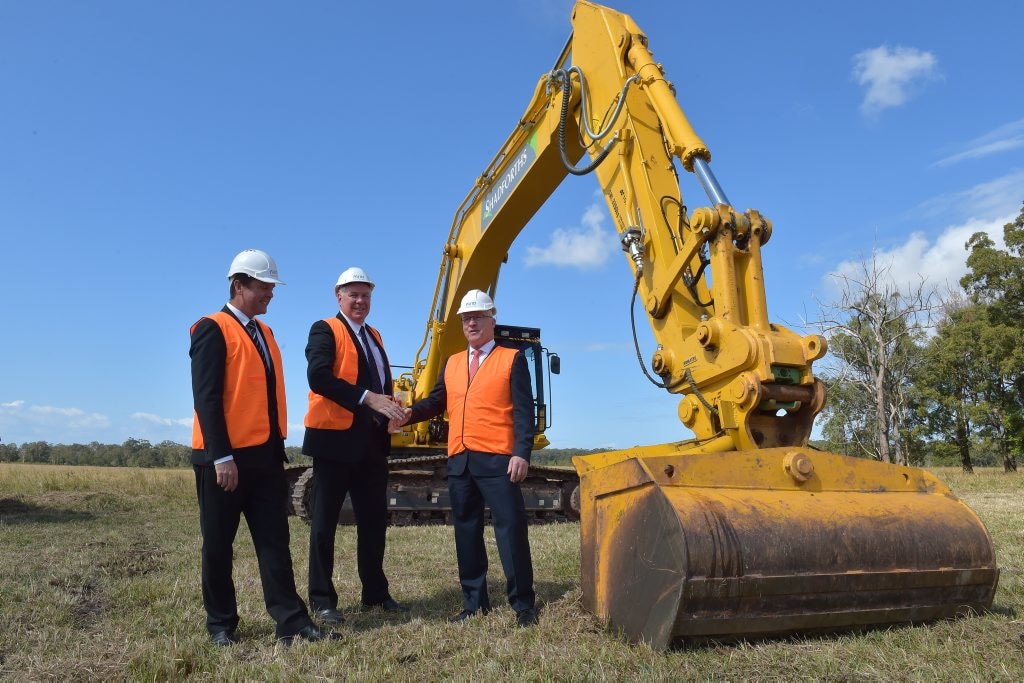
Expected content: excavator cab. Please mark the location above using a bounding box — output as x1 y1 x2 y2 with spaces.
495 323 560 449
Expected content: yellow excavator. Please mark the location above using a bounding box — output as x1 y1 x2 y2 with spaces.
383 0 998 649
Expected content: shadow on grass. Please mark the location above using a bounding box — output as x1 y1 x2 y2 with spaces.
0 497 96 524
338 578 578 633
986 602 1017 618
669 608 1013 651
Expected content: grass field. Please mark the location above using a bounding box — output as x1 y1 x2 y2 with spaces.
1 463 1022 681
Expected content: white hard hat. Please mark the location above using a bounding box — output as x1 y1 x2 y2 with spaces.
227 249 285 284
335 267 375 289
457 289 496 316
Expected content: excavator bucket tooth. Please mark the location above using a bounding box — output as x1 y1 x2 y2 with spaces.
574 447 998 649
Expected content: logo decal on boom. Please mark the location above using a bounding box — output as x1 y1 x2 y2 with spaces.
481 132 539 232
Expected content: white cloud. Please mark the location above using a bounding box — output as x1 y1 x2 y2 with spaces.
0 400 112 443
131 412 191 429
852 45 941 117
828 214 1011 295
934 140 1024 168
933 118 1024 168
798 252 827 266
915 170 1024 224
29 404 111 430
1 403 201 445
524 203 618 269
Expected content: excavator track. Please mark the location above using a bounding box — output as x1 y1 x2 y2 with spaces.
286 454 580 526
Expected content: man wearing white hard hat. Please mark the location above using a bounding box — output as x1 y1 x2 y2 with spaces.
394 288 538 627
302 266 409 624
189 249 339 646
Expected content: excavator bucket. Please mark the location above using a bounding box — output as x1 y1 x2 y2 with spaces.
573 446 998 649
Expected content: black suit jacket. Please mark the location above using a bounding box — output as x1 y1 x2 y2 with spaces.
301 314 394 462
190 306 286 468
407 344 535 470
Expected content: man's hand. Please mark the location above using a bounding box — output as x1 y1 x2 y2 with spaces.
388 408 412 433
508 455 529 484
215 459 239 492
365 392 406 421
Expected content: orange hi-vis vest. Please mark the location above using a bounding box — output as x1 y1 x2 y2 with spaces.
304 317 385 431
443 345 517 457
191 311 287 450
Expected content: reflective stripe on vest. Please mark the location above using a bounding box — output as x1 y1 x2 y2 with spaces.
443 345 517 456
304 317 385 431
191 311 287 450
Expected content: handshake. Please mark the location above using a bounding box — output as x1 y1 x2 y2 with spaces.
387 408 412 434
366 392 411 431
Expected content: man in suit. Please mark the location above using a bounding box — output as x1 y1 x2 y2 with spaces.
190 248 339 646
303 267 409 624
393 289 538 627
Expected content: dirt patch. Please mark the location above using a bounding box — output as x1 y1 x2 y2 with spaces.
100 542 167 579
50 575 111 628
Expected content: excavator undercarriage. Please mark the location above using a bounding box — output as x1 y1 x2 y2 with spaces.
286 454 580 526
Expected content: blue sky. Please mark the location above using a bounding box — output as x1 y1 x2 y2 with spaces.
2 0 1022 450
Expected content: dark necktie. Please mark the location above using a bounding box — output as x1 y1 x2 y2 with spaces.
245 319 271 372
469 348 481 383
359 326 384 394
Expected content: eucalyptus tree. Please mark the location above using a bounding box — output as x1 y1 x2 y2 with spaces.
957 203 1024 471
916 297 983 472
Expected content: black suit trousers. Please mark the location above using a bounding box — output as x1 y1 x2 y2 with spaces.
448 452 535 613
307 434 391 609
193 461 311 638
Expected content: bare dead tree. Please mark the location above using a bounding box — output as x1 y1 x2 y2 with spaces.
813 256 938 464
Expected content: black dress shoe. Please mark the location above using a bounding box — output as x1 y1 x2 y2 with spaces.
448 607 490 623
516 608 539 627
313 607 346 625
210 630 237 646
362 597 410 614
278 624 342 646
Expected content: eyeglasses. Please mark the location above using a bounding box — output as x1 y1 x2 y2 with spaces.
461 314 493 324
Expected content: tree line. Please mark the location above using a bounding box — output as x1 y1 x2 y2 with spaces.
0 438 312 468
0 439 588 469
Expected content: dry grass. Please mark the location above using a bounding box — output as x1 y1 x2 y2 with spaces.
1 463 1023 681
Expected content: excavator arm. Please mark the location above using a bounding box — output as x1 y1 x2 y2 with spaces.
558 4 829 452
394 1 998 647
402 2 825 454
